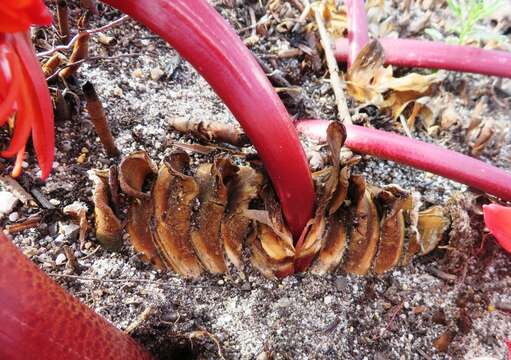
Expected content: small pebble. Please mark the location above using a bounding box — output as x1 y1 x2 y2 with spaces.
55 253 67 266
0 191 18 215
8 212 19 222
150 67 165 81
49 198 61 206
218 279 225 286
132 68 144 79
324 295 334 305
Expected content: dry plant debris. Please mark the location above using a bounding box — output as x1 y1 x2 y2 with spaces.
91 122 453 279
346 40 442 130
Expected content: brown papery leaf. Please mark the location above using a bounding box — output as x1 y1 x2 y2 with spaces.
295 122 347 271
119 151 158 199
152 151 203 278
307 0 348 39
248 226 294 279
89 170 123 251
169 117 249 147
311 210 348 274
190 158 238 274
245 185 295 278
120 153 164 269
373 185 410 274
63 201 88 248
343 175 380 275
346 40 441 128
417 205 450 255
221 166 263 269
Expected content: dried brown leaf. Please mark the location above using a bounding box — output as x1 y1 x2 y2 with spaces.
169 117 248 147
119 154 163 268
152 152 203 278
295 123 347 271
343 175 380 275
190 158 238 273
89 170 122 251
119 151 157 199
221 166 263 269
417 205 450 255
63 201 88 247
311 210 348 274
346 40 441 129
373 185 409 274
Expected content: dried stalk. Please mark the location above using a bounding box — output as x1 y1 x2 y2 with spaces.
82 82 120 156
37 15 129 58
314 2 352 124
58 31 89 79
56 0 70 43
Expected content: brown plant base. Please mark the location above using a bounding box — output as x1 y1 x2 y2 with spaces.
91 123 450 279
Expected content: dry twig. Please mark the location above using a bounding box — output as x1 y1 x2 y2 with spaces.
314 1 352 124
37 15 129 58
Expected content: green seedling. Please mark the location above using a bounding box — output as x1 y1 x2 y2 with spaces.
425 0 507 45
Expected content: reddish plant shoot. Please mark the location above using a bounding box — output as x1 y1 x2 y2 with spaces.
335 37 511 78
483 204 511 254
345 0 369 67
101 0 315 237
295 120 511 202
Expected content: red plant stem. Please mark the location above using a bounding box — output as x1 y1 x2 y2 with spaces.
101 0 314 237
345 0 369 67
0 234 152 360
295 120 511 201
335 37 511 78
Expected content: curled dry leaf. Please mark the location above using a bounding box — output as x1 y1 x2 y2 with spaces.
307 1 348 39
373 185 410 274
89 170 122 250
190 158 239 273
467 121 495 157
63 201 88 247
295 122 346 271
342 175 380 275
119 151 157 199
168 117 249 147
221 166 263 269
417 205 450 255
245 186 296 278
152 151 203 278
346 40 441 129
119 152 163 268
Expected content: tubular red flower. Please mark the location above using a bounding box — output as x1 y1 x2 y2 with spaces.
295 120 511 202
0 34 54 179
101 0 315 237
335 38 511 78
345 0 369 67
483 204 511 254
0 0 52 33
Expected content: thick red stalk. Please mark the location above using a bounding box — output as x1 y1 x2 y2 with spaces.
101 0 314 237
345 0 369 67
0 234 152 360
335 37 511 78
296 120 511 201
